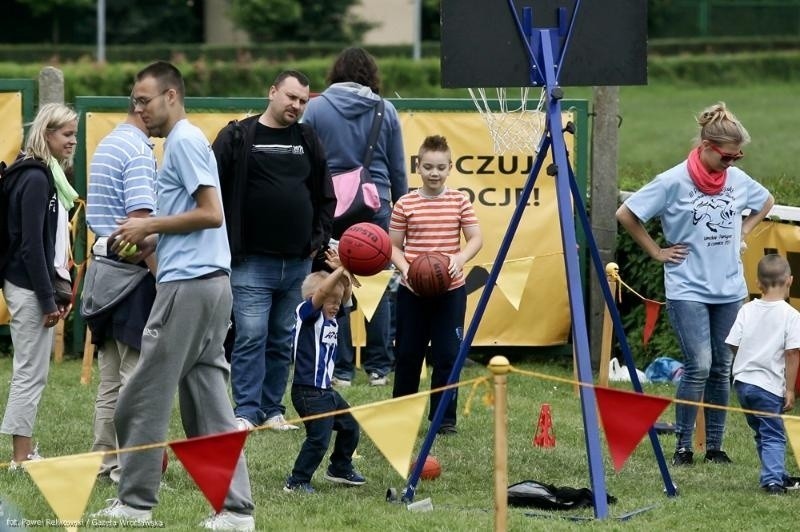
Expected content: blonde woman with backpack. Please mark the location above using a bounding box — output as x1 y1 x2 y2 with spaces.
1 103 78 469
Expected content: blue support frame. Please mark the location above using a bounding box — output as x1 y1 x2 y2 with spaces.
403 0 676 517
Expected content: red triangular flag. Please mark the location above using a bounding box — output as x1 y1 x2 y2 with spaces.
642 299 662 347
170 430 248 512
595 387 671 472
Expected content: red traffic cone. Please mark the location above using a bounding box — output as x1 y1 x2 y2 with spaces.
533 403 556 448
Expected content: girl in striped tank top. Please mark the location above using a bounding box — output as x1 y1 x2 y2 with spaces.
388 135 483 434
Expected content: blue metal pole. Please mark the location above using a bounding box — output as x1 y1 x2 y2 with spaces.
539 29 609 519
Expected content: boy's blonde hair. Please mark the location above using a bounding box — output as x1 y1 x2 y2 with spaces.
757 253 791 289
301 271 347 299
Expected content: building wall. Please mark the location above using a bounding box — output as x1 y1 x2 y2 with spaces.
204 0 416 45
352 0 415 45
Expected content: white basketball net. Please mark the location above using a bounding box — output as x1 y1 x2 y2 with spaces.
468 87 547 154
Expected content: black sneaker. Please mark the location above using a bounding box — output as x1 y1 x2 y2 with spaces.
672 448 694 466
437 424 458 435
703 450 733 464
763 483 786 495
784 476 800 490
323 468 366 486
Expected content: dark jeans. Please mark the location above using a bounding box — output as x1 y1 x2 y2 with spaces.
289 385 360 483
392 285 466 426
334 199 394 380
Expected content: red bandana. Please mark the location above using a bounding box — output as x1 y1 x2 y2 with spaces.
686 147 726 195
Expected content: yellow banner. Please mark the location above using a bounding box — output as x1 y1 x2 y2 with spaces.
79 109 572 346
0 92 24 324
742 220 800 307
0 91 23 165
400 112 571 346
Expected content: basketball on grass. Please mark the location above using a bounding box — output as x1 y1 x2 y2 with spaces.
411 455 442 480
407 252 452 297
338 223 392 276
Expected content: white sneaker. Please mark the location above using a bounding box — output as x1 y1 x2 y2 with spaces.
91 498 152 521
331 377 352 387
368 373 388 386
264 414 299 431
199 510 255 531
235 417 255 431
8 444 44 472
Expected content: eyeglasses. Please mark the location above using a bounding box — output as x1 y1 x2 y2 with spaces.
131 89 169 109
708 143 744 164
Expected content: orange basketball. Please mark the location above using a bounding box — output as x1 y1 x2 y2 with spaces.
407 252 452 297
338 223 392 276
412 455 442 480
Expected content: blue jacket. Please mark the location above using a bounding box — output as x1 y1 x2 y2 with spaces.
303 83 407 204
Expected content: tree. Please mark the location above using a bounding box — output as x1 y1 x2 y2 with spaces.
229 0 373 42
16 0 94 43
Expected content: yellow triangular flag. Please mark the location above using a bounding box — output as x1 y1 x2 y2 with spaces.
495 258 534 310
350 306 366 349
352 270 393 322
351 394 427 478
785 416 800 472
24 452 104 532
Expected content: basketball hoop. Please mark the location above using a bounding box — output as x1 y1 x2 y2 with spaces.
468 87 547 155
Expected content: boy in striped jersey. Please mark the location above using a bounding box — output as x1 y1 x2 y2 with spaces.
284 249 365 493
389 135 483 435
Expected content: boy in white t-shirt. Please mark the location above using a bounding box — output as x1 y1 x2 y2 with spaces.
726 254 800 494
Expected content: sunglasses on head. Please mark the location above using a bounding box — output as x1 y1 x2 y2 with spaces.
708 143 744 163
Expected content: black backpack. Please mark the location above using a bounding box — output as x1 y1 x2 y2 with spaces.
0 157 50 276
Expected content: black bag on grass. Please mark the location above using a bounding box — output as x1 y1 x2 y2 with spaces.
507 480 616 511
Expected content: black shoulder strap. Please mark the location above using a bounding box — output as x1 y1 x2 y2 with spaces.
361 99 385 169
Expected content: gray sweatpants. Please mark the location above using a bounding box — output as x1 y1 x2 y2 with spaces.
115 275 253 513
1 281 55 438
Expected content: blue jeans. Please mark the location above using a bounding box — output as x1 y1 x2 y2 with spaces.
735 381 788 487
334 199 394 380
289 385 360 483
667 298 742 451
230 255 311 424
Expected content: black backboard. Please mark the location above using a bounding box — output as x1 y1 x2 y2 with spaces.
441 0 647 88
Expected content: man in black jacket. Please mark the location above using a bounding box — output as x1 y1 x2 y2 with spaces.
212 70 336 432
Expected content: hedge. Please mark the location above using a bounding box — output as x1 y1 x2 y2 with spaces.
3 50 800 102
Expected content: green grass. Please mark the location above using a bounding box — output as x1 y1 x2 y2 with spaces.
1 356 798 530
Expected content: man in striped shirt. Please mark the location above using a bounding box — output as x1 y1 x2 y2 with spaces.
85 103 156 482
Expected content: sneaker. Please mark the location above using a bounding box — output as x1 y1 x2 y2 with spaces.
199 510 255 531
283 477 315 494
8 444 44 472
784 476 800 490
331 377 352 387
763 483 787 495
437 424 458 435
235 417 255 431
91 498 152 521
368 373 388 386
672 448 694 466
703 450 733 464
323 468 366 486
264 414 299 431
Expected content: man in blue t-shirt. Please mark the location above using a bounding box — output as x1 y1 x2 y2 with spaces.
91 61 255 532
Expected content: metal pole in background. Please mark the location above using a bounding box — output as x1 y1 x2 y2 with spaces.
413 0 422 60
97 0 106 63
